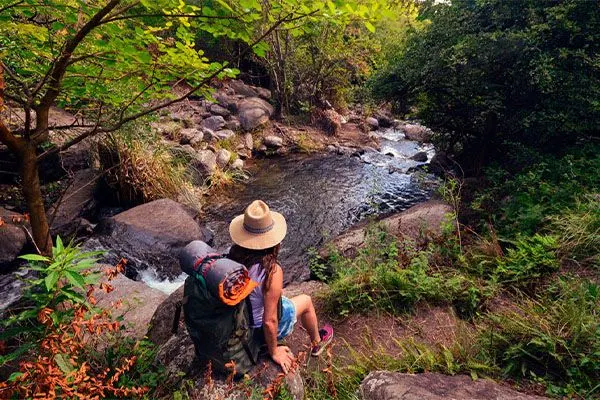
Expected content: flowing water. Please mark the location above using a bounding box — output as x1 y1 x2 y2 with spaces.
201 128 438 284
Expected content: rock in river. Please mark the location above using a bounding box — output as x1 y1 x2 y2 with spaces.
95 199 210 280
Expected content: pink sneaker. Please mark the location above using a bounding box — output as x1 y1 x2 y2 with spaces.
311 324 334 356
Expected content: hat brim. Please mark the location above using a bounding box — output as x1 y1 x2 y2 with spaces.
229 211 287 250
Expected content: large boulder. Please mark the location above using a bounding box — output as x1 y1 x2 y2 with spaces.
47 169 98 238
228 80 271 100
96 199 209 280
94 265 168 339
0 208 28 266
238 97 274 131
323 200 452 258
359 371 548 400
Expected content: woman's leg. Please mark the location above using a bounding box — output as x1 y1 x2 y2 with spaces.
290 294 321 343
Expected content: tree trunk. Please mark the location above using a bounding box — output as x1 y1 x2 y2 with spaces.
20 143 52 254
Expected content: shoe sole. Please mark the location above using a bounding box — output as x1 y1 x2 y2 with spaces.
311 333 334 357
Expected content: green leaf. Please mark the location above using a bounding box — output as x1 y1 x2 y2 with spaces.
19 254 49 262
364 21 375 33
8 372 24 382
45 271 60 291
54 353 73 374
55 236 64 253
65 271 86 290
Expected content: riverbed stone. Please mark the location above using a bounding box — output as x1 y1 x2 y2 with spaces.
243 132 254 149
399 123 433 143
94 264 168 339
216 149 231 168
201 115 226 132
238 97 274 131
231 159 244 170
147 285 185 346
214 129 235 141
179 128 203 145
411 151 428 162
263 135 283 148
0 208 28 266
225 117 241 132
194 150 217 175
366 117 379 130
359 371 548 400
96 199 208 280
209 103 231 117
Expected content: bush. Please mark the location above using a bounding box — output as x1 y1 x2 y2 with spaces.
316 225 483 317
483 279 599 398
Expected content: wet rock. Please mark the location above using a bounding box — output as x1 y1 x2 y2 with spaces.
94 265 168 339
429 151 453 176
194 150 217 175
201 116 226 132
96 199 208 280
225 117 241 132
263 135 283 148
47 169 98 238
0 208 28 266
231 159 244 170
366 117 379 130
359 371 548 400
399 123 432 143
243 132 254 149
213 129 235 141
216 149 231 168
323 200 452 258
411 152 428 162
179 128 204 145
238 97 274 131
376 114 394 129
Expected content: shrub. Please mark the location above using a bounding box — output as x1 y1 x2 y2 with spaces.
317 225 483 317
0 239 152 398
482 279 599 398
493 234 559 286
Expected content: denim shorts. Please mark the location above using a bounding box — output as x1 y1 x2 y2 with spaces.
277 296 297 340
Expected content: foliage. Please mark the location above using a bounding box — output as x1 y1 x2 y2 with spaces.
550 194 600 267
370 0 600 167
493 234 559 286
97 127 201 211
472 145 600 237
317 225 483 317
0 240 153 399
483 279 600 398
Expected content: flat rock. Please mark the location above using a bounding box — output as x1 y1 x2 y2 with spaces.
193 150 217 176
96 199 208 280
324 200 452 258
213 129 235 141
359 371 548 400
0 208 28 266
94 264 167 339
263 135 283 148
47 169 98 238
238 97 274 131
179 128 204 145
201 115 226 132
398 123 433 143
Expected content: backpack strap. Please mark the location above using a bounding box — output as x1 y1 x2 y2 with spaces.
172 296 188 334
236 302 257 366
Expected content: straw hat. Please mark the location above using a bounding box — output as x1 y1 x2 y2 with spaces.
229 200 287 250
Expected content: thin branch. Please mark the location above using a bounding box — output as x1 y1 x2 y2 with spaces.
0 118 25 154
100 13 243 24
38 11 303 160
66 51 113 66
1 61 31 99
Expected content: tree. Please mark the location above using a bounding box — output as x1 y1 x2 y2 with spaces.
371 0 600 172
0 0 336 254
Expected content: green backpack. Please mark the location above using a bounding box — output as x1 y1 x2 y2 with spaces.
183 274 263 375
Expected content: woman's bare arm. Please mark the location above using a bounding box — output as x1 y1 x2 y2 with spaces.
263 265 294 372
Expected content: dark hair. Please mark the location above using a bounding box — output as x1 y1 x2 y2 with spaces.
228 244 280 290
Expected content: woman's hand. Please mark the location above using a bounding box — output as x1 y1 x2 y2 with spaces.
271 345 295 373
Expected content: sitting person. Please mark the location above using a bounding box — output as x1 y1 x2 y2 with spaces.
228 200 333 373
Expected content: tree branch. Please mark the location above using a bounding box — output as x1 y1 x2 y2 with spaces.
0 119 25 155
0 0 24 14
100 13 243 24
37 10 302 161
